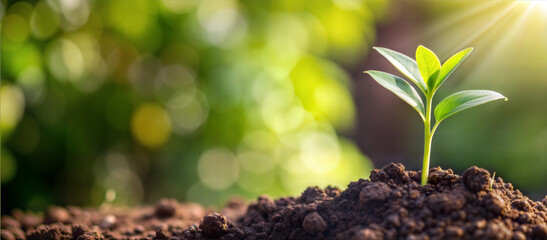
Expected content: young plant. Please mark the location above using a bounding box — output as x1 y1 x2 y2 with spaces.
490 172 496 190
364 45 507 186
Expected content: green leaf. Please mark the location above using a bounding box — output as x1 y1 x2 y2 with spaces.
365 70 425 120
373 47 428 94
416 45 441 92
435 47 473 91
434 90 507 123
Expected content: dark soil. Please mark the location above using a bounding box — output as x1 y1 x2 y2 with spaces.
2 163 547 240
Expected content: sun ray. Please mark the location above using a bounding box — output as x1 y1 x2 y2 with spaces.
452 1 520 51
466 2 536 85
426 1 501 38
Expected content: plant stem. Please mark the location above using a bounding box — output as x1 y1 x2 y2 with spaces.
421 96 434 186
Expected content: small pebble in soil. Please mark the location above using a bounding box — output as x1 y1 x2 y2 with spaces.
77 232 100 240
1 230 15 240
43 206 70 224
199 213 228 238
257 195 276 215
99 215 116 229
5 226 25 240
356 228 383 239
302 212 327 235
1 216 21 229
72 224 90 239
155 198 178 218
485 192 506 215
134 225 145 234
155 225 170 239
462 166 491 192
359 182 391 206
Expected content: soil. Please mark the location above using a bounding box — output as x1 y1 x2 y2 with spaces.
2 163 547 240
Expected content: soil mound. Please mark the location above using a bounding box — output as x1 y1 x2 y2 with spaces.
2 163 546 240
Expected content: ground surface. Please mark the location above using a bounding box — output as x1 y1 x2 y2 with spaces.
2 163 547 240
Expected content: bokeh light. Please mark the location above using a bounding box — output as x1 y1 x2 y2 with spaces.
197 148 240 190
0 85 25 138
131 104 172 148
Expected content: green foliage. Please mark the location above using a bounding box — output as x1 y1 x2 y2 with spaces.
365 45 507 185
365 71 425 120
435 48 473 91
372 47 427 93
416 45 441 91
435 90 507 124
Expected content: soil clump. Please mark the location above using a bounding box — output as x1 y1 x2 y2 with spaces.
2 163 546 239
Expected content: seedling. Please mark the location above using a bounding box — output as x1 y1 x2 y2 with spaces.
365 45 507 186
490 172 496 190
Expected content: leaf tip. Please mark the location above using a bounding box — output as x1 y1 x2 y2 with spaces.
363 70 374 76
462 47 474 55
417 45 433 52
498 92 508 102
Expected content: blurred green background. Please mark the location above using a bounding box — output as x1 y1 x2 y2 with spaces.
1 0 546 212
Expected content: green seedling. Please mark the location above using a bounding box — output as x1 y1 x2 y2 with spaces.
490 172 496 190
364 45 507 186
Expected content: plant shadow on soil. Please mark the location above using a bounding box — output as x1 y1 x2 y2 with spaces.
1 163 546 240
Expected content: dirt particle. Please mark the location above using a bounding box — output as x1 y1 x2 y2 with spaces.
513 200 532 212
134 225 145 234
76 234 94 240
353 228 383 240
462 166 491 192
76 231 100 240
299 187 327 204
1 230 15 240
532 224 547 239
155 198 178 218
187 224 198 234
512 231 526 240
42 227 63 240
485 192 506 215
43 206 70 224
302 212 327 235
72 224 90 239
257 195 276 215
359 182 391 206
473 220 487 230
386 214 400 227
12 210 41 229
383 163 406 181
427 192 465 213
409 190 420 199
199 213 228 238
445 226 463 238
1 216 21 229
99 215 116 229
369 169 389 182
155 225 170 239
484 221 512 240
5 227 24 240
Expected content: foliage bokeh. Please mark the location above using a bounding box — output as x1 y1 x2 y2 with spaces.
1 0 388 211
